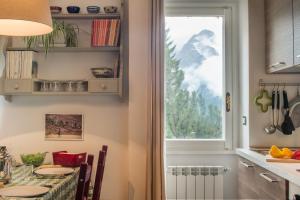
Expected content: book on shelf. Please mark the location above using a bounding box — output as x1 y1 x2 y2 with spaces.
91 19 120 47
5 51 37 79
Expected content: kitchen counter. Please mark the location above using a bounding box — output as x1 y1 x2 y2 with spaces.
236 148 300 186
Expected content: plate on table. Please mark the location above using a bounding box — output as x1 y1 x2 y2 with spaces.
34 167 74 176
0 186 49 197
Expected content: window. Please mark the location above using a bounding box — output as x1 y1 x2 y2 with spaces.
164 4 237 151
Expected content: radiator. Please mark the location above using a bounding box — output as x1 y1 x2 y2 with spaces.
166 166 228 200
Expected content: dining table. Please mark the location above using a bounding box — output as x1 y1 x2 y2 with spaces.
0 165 80 200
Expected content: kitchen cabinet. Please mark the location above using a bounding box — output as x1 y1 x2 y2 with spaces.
265 0 295 73
238 157 259 199
238 157 288 200
255 165 288 200
294 0 300 65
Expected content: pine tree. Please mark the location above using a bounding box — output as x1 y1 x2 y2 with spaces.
165 29 188 138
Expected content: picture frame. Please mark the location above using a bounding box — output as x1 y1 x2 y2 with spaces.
45 113 84 141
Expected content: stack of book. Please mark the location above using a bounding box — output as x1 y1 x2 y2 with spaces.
91 19 120 47
5 51 36 79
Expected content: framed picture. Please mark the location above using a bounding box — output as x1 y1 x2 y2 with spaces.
45 114 83 141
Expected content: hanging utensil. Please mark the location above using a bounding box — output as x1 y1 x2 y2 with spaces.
265 90 276 134
289 85 300 129
275 89 282 132
281 90 295 135
255 85 272 113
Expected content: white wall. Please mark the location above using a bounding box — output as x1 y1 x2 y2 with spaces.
0 1 130 200
248 0 300 148
0 97 128 200
127 0 150 199
238 0 250 148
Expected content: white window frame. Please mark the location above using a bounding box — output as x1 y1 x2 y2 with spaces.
164 1 239 153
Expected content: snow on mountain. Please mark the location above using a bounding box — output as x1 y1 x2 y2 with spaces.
177 29 219 69
175 29 222 106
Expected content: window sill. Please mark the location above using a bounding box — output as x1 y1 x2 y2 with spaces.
166 150 237 156
166 139 232 152
165 138 225 142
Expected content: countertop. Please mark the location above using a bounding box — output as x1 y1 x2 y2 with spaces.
236 148 300 186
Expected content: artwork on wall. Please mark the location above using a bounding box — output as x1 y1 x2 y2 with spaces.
45 113 83 141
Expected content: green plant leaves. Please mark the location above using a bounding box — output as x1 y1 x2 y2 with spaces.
24 20 79 55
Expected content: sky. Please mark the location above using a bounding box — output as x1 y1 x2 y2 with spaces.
165 16 223 96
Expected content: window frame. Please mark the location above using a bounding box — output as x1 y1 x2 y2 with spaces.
164 1 239 152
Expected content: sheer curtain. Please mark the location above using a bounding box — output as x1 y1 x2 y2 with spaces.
146 0 165 199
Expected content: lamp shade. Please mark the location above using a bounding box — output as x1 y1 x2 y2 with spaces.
0 0 53 36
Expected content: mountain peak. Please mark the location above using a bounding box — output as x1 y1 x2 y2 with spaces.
176 29 219 69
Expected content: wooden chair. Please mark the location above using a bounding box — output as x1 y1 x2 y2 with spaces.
76 154 94 200
92 145 108 200
84 155 94 197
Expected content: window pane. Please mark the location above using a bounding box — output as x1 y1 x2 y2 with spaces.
164 16 224 139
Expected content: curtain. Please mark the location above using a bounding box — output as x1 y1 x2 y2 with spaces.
146 0 165 199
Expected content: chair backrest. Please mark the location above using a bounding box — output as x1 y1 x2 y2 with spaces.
84 155 94 197
92 145 108 200
102 145 108 154
76 154 94 200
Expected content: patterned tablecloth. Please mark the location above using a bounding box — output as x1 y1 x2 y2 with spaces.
0 165 79 200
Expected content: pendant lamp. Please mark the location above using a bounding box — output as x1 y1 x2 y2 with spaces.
0 0 53 36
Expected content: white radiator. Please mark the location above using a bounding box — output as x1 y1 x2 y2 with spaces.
166 166 228 200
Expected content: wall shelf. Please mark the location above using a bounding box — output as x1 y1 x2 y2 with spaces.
31 92 117 96
0 1 128 102
52 13 121 20
0 78 120 102
6 47 120 53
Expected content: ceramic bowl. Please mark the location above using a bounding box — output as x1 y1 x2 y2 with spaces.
67 6 80 14
50 6 62 14
91 68 114 78
87 6 100 14
104 6 118 14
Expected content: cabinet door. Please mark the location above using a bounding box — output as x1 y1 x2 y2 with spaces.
265 0 294 71
294 0 300 65
238 158 259 199
255 166 288 200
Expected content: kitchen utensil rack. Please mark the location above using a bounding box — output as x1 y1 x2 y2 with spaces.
259 79 300 87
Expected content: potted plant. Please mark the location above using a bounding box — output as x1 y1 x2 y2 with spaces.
25 20 79 54
64 23 79 47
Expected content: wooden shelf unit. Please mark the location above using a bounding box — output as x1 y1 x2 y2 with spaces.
6 47 121 53
52 13 121 20
0 2 128 102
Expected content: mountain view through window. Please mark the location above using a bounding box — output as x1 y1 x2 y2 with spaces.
165 16 224 139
